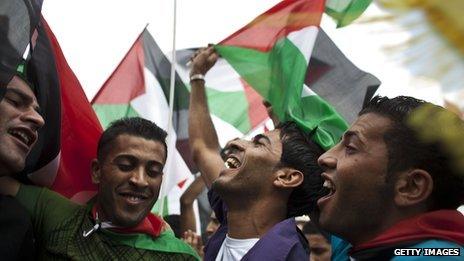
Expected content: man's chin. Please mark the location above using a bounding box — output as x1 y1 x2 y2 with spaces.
0 158 25 176
111 207 150 227
113 214 145 228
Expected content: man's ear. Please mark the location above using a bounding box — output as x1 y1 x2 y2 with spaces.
273 168 304 189
91 159 102 184
394 169 433 207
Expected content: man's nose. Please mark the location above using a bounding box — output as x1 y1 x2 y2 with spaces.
21 108 45 131
317 149 337 171
129 167 149 187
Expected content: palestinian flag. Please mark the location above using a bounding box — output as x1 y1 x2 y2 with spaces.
215 0 347 150
174 28 380 131
1 0 102 201
215 0 380 150
325 0 373 27
24 18 102 201
173 48 272 143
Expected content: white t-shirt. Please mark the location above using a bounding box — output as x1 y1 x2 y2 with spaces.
215 235 260 261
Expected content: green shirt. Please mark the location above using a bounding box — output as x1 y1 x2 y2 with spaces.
17 185 199 261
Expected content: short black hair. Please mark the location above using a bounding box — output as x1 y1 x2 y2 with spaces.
97 117 168 162
277 121 325 217
359 96 464 210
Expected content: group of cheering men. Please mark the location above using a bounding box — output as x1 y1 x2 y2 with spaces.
0 42 463 260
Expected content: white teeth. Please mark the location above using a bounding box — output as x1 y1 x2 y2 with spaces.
128 196 142 201
323 180 334 190
9 130 31 145
225 157 240 169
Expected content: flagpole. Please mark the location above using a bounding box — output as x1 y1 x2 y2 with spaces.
159 0 178 216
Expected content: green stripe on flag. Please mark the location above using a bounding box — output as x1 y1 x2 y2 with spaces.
206 87 251 133
152 195 169 217
184 83 252 134
216 37 308 121
92 104 140 129
217 35 348 150
325 0 373 27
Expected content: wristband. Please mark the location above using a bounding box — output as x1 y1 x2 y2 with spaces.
190 74 205 82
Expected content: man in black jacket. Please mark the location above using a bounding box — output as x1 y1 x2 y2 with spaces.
0 69 44 260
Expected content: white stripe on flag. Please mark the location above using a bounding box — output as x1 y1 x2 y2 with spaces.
205 58 244 92
211 114 244 147
131 68 191 197
131 68 170 127
287 26 319 65
301 84 317 98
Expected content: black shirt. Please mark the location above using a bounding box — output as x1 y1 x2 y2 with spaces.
0 195 35 260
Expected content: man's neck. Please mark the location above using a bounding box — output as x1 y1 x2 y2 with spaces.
225 198 287 239
350 207 428 246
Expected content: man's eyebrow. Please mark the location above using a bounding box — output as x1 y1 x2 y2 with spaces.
148 161 164 170
253 134 271 145
113 154 137 162
344 130 366 146
114 154 164 166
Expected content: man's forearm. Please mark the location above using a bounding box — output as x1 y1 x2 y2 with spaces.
188 47 225 188
180 176 206 206
189 79 220 151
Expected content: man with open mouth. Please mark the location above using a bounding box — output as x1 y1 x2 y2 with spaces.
188 46 327 260
318 96 464 260
0 117 200 260
0 61 45 260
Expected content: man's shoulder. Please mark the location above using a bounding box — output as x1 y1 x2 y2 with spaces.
242 218 308 260
17 184 81 216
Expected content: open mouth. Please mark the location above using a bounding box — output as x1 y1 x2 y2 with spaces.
224 156 241 169
8 128 35 148
318 178 336 206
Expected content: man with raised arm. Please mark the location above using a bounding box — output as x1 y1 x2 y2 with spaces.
188 46 326 261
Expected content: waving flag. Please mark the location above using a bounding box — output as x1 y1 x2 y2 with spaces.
38 19 102 201
216 0 380 150
216 0 347 150
24 18 102 201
